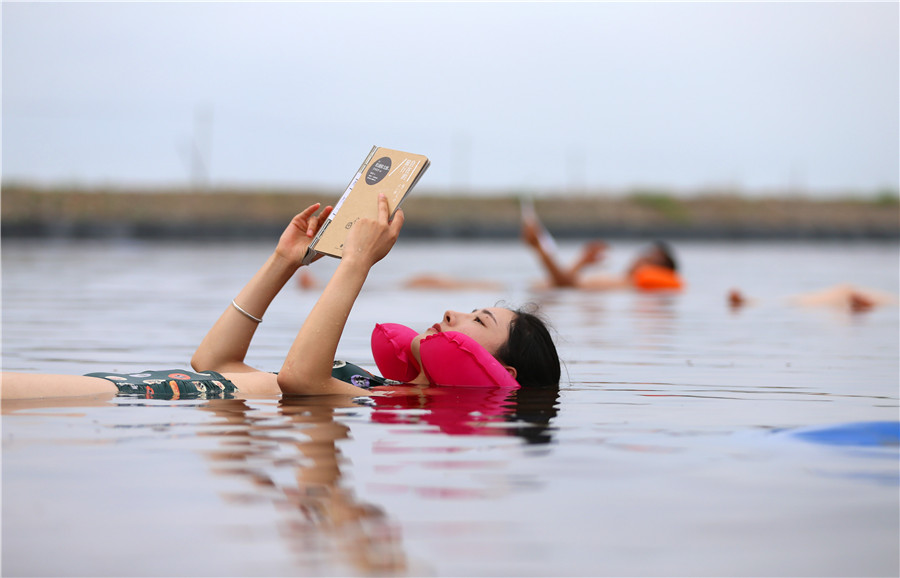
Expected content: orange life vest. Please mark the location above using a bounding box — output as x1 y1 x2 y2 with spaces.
631 264 683 291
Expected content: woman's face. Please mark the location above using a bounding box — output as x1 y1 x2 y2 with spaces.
423 307 515 355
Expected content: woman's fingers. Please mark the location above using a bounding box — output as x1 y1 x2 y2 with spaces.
390 208 405 236
297 204 332 237
294 203 321 229
378 193 390 222
341 195 405 267
275 203 334 265
314 206 333 235
299 203 321 218
377 193 404 235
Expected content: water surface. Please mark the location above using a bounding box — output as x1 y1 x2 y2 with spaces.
3 238 898 576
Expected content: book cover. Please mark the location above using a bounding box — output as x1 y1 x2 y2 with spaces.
302 146 430 264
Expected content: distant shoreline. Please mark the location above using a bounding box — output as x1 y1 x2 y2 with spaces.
2 185 898 241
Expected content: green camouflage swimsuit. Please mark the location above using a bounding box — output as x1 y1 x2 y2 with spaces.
87 361 391 399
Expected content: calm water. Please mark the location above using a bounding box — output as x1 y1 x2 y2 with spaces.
2 237 899 577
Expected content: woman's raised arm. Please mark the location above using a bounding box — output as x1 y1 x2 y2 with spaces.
522 219 576 288
191 203 332 374
277 194 404 396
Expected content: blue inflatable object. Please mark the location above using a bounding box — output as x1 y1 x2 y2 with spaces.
789 421 900 447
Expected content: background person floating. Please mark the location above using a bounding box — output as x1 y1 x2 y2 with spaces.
729 284 899 313
521 208 683 292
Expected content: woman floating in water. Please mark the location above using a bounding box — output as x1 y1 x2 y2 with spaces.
2 195 561 400
400 204 684 292
728 284 899 313
521 213 683 292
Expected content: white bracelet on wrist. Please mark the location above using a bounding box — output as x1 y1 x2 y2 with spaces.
231 300 263 323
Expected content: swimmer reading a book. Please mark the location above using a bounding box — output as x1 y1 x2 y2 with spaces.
2 195 561 400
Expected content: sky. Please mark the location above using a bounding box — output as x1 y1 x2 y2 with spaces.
2 1 898 197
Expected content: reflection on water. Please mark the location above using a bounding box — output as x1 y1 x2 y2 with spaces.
2 239 899 576
368 384 559 442
192 386 560 574
201 397 408 574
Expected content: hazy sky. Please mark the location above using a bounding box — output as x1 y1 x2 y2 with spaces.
3 2 898 197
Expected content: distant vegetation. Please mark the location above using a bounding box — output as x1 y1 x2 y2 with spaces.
2 183 897 240
628 190 693 224
874 189 900 206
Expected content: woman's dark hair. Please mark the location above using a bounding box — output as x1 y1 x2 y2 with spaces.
495 307 561 389
652 240 679 271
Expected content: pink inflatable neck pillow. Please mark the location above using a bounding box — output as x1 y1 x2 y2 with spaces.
371 323 520 389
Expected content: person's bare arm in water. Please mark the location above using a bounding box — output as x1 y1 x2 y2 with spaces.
522 219 577 287
276 194 404 396
190 203 332 393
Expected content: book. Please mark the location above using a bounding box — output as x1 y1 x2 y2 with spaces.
301 146 430 265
